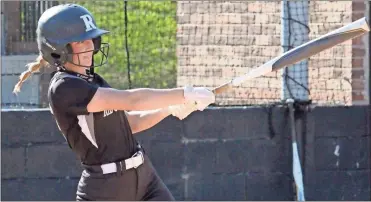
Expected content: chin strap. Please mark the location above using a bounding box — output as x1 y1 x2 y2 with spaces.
55 58 96 82
85 58 95 76
85 67 94 76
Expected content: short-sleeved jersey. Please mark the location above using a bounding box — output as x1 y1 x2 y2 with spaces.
48 70 137 165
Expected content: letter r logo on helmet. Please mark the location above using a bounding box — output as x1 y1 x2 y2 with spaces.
80 14 97 32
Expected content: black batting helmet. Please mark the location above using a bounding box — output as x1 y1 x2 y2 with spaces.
37 4 109 73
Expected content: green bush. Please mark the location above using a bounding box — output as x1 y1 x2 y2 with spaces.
77 1 177 89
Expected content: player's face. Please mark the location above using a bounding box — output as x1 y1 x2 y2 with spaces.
70 39 94 67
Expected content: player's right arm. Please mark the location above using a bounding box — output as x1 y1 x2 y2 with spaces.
87 87 187 112
49 77 215 115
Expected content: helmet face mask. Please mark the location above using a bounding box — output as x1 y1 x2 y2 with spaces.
37 4 110 73
66 41 109 68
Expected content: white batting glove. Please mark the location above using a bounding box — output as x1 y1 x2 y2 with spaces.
168 101 198 120
183 85 215 111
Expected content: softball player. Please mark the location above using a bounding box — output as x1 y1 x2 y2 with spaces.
13 4 215 201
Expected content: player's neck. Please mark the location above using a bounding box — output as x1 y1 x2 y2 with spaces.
64 63 89 76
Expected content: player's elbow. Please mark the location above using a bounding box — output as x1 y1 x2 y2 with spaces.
124 112 140 134
129 124 141 134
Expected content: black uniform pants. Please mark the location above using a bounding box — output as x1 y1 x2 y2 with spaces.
76 154 174 201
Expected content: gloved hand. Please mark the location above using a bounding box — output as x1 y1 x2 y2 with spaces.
168 101 198 120
183 85 215 111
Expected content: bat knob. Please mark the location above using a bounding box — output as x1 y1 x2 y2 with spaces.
285 98 295 104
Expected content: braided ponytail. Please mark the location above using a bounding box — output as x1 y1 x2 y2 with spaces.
13 55 49 94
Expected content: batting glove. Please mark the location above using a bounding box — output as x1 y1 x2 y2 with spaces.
183 85 215 111
168 101 198 120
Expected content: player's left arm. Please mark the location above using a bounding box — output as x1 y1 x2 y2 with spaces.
125 101 200 134
125 109 170 134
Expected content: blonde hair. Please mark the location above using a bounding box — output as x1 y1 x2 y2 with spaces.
13 55 49 94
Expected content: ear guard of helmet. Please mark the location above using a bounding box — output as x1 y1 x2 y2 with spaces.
93 36 101 54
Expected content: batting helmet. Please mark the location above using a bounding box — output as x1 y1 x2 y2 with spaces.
37 4 109 73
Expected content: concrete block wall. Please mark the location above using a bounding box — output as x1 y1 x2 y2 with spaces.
304 106 371 200
1 110 82 200
2 55 40 107
1 106 370 200
1 55 53 109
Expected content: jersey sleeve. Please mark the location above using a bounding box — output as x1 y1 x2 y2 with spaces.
49 77 99 115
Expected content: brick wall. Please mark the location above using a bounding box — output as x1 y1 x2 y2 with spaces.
1 107 370 200
308 1 369 105
176 1 370 106
177 1 282 105
308 1 353 105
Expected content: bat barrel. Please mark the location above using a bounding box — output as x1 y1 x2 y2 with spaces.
211 17 370 95
272 17 370 71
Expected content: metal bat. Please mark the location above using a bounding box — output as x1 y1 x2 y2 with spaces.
212 17 370 94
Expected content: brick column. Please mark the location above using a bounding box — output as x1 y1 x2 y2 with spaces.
351 0 369 105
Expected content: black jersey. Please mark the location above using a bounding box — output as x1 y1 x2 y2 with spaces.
48 70 137 165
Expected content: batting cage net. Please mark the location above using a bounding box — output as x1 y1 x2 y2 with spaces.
1 1 369 108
